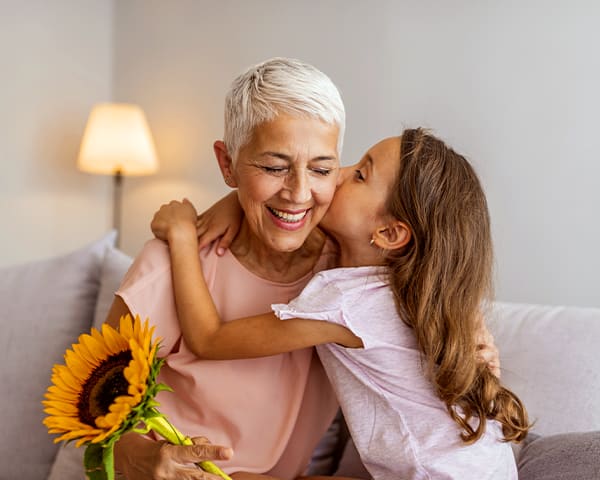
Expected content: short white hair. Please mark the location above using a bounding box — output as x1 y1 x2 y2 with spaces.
224 57 345 160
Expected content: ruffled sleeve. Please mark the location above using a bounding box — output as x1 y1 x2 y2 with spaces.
273 267 391 350
272 271 345 325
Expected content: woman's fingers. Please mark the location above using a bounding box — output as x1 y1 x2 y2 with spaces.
164 438 233 465
154 439 233 480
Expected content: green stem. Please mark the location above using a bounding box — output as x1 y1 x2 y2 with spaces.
145 413 232 480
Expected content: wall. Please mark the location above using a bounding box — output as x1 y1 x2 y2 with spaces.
2 1 598 308
0 0 114 266
113 0 600 307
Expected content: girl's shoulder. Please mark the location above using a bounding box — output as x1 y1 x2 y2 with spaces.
301 266 389 310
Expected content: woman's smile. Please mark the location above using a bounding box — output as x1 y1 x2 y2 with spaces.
266 206 311 231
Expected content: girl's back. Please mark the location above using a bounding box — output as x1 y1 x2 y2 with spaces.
274 266 517 480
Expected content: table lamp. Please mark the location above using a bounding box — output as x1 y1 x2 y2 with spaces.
77 103 159 246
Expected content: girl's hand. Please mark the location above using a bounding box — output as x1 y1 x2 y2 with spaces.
196 191 243 255
151 199 198 245
475 319 501 378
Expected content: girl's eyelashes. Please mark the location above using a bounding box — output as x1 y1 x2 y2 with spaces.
354 169 365 181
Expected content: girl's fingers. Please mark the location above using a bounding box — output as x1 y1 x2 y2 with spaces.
215 228 235 256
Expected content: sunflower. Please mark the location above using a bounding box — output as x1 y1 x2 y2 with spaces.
43 314 159 447
42 314 231 480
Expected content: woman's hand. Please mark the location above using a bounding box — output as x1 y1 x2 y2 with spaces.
196 191 243 255
151 199 199 246
115 432 233 480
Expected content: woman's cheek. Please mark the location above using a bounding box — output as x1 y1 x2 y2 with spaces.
316 174 339 206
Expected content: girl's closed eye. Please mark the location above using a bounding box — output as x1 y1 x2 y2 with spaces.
354 169 365 181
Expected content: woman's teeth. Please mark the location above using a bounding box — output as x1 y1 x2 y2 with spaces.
268 207 307 223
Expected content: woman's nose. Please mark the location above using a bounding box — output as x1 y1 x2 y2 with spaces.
285 171 311 204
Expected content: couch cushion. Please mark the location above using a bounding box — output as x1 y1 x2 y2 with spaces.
517 431 600 480
489 302 600 436
47 245 132 480
0 232 115 480
92 246 133 329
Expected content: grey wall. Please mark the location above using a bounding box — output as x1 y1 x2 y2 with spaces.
2 1 599 308
0 0 114 265
113 0 600 307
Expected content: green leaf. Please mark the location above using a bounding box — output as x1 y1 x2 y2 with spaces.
85 468 108 480
102 443 115 480
84 444 107 480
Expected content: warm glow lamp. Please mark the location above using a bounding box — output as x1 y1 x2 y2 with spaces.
77 103 159 246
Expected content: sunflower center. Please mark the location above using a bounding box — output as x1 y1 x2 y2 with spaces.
77 350 132 426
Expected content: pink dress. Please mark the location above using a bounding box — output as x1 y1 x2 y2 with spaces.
116 239 338 478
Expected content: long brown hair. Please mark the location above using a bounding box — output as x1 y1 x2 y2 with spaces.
385 128 529 443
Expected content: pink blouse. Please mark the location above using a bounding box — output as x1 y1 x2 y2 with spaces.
116 239 338 478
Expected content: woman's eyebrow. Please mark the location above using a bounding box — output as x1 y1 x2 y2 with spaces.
260 151 291 161
260 152 337 162
312 155 338 162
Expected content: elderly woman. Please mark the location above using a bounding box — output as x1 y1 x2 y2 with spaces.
105 58 346 480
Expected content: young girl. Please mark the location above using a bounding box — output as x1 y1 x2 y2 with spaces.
152 128 529 479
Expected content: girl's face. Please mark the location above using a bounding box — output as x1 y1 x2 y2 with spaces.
320 136 401 247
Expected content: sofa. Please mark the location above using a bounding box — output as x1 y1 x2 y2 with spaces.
1 232 598 479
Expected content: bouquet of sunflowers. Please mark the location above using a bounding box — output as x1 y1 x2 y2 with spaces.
42 314 231 480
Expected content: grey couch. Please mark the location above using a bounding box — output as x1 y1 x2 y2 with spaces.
1 233 598 479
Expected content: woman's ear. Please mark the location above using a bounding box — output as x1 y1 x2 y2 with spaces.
213 140 238 188
372 221 411 250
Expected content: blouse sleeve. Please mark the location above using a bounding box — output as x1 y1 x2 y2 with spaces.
115 239 182 355
272 271 346 326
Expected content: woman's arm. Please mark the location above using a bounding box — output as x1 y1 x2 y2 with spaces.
151 200 362 360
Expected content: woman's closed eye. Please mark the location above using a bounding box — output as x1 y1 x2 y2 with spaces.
261 165 289 175
311 168 333 176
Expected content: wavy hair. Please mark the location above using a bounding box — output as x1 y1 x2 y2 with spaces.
385 128 530 443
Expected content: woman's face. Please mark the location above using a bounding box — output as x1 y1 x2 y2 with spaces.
320 136 401 247
226 114 340 253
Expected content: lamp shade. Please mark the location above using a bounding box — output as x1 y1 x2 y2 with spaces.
77 103 159 176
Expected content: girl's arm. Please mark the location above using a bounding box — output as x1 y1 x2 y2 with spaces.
151 199 362 360
196 191 243 255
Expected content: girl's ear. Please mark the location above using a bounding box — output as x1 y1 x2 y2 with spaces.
372 221 411 250
213 140 238 188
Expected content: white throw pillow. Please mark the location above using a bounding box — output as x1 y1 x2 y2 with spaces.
93 246 133 329
489 302 600 436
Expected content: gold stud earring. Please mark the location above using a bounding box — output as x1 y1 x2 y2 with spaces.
369 238 375 246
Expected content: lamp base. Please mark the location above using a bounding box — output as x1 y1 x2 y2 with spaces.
113 170 123 248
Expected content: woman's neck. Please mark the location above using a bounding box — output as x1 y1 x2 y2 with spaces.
229 221 326 283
